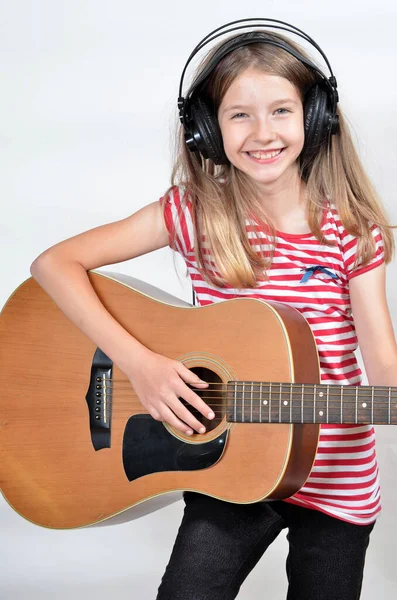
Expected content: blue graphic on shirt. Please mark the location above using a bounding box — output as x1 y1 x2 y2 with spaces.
300 265 338 283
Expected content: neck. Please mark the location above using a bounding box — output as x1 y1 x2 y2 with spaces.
255 167 308 233
226 381 397 425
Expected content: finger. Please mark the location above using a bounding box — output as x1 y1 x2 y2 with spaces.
181 387 215 421
159 404 198 436
174 366 215 420
176 363 209 388
166 396 208 434
148 405 161 421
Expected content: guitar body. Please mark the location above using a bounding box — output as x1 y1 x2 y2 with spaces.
0 271 320 529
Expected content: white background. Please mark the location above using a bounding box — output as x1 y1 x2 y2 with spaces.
1 1 397 598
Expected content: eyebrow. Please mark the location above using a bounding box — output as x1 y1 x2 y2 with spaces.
222 98 299 113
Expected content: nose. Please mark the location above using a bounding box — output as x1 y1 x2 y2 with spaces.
251 116 277 144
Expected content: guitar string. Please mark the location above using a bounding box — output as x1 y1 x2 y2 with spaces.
79 402 396 415
26 394 397 407
92 385 397 407
103 381 397 394
88 396 397 407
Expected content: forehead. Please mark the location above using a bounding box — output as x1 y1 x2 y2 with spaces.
219 68 300 105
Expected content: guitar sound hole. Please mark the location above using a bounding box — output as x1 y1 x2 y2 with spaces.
182 366 224 432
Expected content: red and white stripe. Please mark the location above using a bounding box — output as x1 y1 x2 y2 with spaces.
160 186 385 524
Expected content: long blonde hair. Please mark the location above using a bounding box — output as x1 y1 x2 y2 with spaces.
163 31 394 288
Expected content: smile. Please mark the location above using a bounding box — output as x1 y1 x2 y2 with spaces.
245 148 285 163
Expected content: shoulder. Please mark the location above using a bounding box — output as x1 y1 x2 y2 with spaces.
159 185 195 256
323 201 384 279
160 184 192 209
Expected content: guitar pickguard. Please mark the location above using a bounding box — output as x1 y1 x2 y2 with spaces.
122 414 228 482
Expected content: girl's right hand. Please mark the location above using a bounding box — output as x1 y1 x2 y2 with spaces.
126 349 213 436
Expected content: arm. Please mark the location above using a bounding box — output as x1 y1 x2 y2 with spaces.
349 263 397 386
30 200 168 373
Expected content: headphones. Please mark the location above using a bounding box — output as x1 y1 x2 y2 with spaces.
178 18 340 166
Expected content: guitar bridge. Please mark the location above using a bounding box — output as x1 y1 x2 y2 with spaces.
85 347 113 450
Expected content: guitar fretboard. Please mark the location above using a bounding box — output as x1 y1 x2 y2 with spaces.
226 381 397 425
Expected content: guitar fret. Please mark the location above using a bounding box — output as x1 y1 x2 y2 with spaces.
290 384 292 423
341 387 356 424
241 381 245 423
280 383 289 423
250 382 253 423
301 384 304 423
234 382 237 423
373 386 388 424
326 385 329 424
269 382 272 424
355 387 358 424
279 383 282 423
313 384 316 423
371 387 374 423
259 382 262 424
315 385 325 424
340 386 343 424
357 386 372 423
389 387 391 425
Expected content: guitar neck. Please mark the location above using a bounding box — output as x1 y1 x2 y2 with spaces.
226 381 397 425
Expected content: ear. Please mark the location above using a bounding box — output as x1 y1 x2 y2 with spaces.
189 96 228 165
303 84 329 162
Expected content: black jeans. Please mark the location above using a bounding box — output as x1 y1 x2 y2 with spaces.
156 492 375 600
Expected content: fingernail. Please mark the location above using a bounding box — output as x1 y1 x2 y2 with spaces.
186 430 193 436
199 426 206 434
208 412 215 419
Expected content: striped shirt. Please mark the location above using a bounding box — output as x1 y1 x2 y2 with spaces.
160 185 385 524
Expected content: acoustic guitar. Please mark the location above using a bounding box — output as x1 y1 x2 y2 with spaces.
1 271 396 529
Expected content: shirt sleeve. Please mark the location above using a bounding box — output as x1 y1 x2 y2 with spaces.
342 223 385 280
159 185 194 258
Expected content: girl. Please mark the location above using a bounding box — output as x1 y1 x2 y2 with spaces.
30 18 397 600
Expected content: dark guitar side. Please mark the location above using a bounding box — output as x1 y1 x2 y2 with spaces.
0 271 320 529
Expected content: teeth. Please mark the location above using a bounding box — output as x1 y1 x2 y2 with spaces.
248 149 282 159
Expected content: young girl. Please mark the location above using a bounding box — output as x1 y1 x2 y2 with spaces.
30 18 397 600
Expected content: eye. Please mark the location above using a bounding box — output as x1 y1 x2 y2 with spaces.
231 112 248 119
274 108 290 115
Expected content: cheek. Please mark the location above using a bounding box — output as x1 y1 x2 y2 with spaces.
280 120 305 159
219 125 240 156
221 137 239 165
284 116 305 142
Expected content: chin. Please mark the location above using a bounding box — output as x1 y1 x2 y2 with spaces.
242 166 294 187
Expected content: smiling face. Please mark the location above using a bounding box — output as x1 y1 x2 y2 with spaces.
217 68 305 192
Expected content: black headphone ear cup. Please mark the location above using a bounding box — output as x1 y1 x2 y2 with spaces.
190 97 228 165
303 84 331 163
